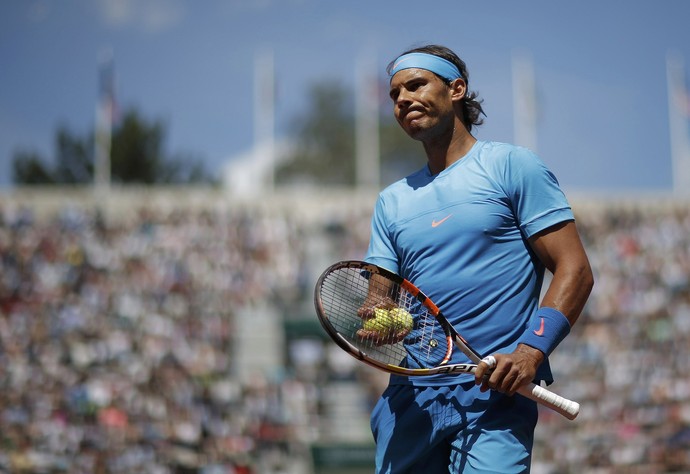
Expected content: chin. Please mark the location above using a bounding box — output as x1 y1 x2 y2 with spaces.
402 121 425 137
404 124 432 141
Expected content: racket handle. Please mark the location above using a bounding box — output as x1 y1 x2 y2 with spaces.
519 383 580 420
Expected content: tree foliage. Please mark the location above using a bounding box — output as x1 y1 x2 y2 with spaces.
12 150 57 184
379 116 424 185
275 80 424 188
12 108 212 185
275 81 356 186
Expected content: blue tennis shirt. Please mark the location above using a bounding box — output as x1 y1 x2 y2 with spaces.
364 140 574 386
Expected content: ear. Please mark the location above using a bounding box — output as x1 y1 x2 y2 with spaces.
449 78 467 102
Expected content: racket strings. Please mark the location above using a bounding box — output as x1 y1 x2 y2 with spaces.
396 290 451 367
320 267 451 369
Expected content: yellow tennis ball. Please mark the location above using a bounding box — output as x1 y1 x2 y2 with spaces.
389 308 414 331
362 308 392 333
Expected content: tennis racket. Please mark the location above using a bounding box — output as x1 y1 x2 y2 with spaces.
314 260 580 420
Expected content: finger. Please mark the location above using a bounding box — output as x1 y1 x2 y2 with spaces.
481 355 497 369
497 371 520 395
505 372 533 396
384 328 410 345
475 355 496 385
355 328 407 346
355 329 381 340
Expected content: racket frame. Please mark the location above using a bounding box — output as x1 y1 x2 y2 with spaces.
314 260 580 420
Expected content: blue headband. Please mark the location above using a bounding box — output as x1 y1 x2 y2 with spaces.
389 52 463 82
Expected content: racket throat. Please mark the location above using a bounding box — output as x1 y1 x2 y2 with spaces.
440 335 453 365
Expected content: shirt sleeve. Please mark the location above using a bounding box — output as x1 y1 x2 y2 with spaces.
364 195 400 274
504 147 574 239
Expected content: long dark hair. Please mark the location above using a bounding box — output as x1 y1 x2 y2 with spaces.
387 44 486 132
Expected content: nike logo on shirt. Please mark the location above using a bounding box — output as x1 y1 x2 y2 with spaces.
431 214 453 227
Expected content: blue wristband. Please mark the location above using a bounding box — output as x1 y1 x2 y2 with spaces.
518 307 571 356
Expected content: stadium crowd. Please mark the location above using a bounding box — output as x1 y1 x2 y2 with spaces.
0 200 313 473
533 201 690 473
1 192 689 473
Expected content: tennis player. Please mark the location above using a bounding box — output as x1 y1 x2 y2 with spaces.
363 44 594 473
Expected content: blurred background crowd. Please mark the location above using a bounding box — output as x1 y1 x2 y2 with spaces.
1 190 689 473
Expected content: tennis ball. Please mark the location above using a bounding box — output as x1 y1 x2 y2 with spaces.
362 308 392 333
389 308 414 332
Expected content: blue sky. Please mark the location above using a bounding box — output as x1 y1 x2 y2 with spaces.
1 0 689 192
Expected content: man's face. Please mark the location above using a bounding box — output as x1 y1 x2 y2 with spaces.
389 68 455 141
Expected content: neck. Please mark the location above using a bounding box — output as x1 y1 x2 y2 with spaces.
423 123 476 175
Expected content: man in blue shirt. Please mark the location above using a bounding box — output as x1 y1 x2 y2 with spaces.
363 44 593 473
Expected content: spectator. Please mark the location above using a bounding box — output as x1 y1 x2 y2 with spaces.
1 195 690 472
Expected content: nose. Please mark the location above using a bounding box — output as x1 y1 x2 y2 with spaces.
395 88 413 107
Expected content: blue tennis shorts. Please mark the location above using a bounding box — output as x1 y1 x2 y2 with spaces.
370 380 538 473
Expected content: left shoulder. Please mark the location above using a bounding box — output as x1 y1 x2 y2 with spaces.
476 141 548 176
480 141 541 162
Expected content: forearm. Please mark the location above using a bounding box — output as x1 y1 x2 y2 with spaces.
539 253 594 327
519 220 594 357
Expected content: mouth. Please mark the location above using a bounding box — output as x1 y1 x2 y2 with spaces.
401 108 425 125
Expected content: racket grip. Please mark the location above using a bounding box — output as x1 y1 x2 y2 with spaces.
518 383 580 420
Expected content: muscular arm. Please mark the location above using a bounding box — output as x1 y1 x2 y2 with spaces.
530 220 594 326
476 220 594 394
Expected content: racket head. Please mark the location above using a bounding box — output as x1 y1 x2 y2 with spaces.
314 261 582 420
314 260 455 376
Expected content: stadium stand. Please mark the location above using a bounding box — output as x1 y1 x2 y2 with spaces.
0 187 689 473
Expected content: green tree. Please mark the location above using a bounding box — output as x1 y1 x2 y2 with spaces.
275 80 423 188
12 108 212 185
12 150 57 184
275 81 356 186
379 116 424 185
